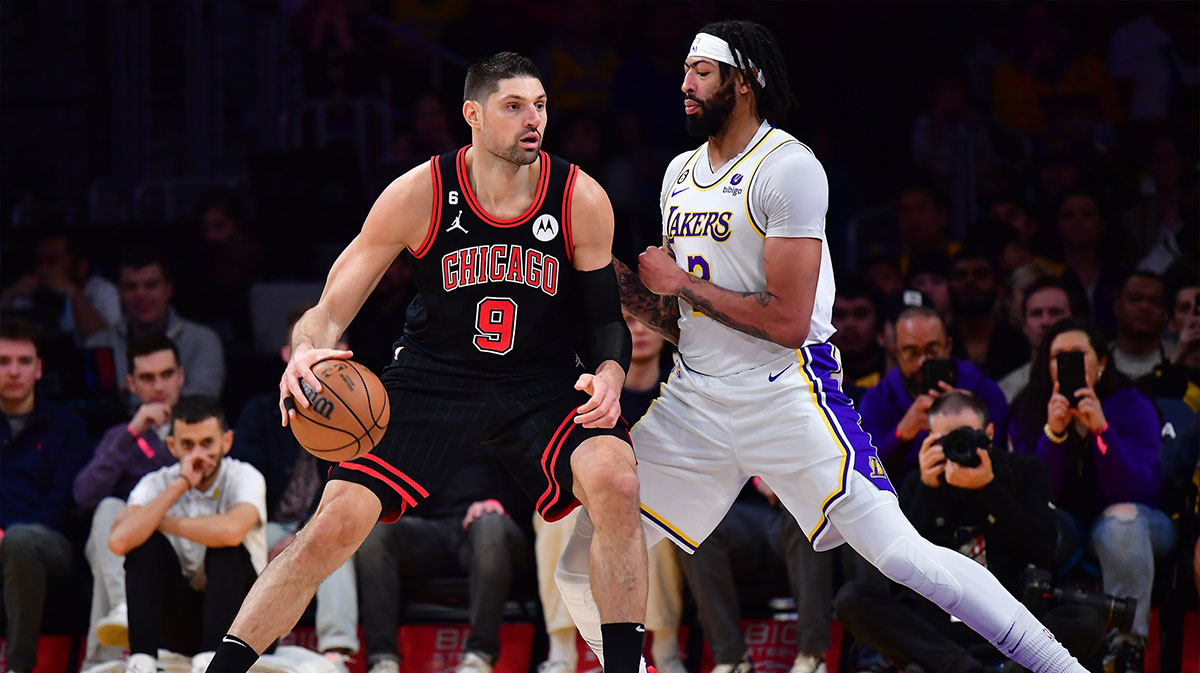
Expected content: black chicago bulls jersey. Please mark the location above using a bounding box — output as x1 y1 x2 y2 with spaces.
399 146 585 372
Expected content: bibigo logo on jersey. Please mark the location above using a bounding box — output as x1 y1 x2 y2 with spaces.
532 214 559 242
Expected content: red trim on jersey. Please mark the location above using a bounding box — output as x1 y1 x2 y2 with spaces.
338 461 418 507
361 453 430 497
456 145 550 228
562 164 579 265
410 156 442 258
535 409 577 514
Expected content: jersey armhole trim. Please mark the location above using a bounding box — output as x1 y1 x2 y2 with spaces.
745 139 801 238
562 163 580 265
410 155 442 258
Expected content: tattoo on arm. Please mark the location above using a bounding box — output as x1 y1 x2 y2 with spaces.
676 284 777 342
612 258 680 344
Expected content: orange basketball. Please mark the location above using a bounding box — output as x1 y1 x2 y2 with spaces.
288 359 390 462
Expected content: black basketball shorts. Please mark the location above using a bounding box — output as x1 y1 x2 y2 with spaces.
327 346 631 523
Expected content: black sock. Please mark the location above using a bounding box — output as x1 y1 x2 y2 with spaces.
206 634 260 673
601 622 645 673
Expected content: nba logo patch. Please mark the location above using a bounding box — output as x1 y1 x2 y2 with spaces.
532 214 559 242
1043 627 1056 641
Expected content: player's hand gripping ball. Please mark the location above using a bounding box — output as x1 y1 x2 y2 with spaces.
287 359 390 462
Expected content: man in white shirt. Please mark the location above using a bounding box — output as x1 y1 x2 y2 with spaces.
109 395 267 673
1110 271 1169 380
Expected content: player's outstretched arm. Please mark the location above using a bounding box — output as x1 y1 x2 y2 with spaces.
568 170 630 428
639 236 820 348
281 163 433 423
613 255 680 345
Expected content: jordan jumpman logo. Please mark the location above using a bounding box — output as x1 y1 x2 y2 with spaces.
447 209 468 234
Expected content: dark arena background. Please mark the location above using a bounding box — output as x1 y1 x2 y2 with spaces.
1 2 1197 673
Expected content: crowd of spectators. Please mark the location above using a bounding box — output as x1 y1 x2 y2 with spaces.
1 2 1198 673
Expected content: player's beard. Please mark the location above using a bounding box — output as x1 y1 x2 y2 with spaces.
685 79 737 140
498 133 542 166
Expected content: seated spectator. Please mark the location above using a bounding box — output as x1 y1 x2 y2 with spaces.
677 481 832 673
858 307 1008 484
535 313 685 673
1139 263 1200 409
1110 271 1169 380
1055 191 1125 336
906 251 953 321
985 195 1063 278
998 276 1083 402
948 246 1029 380
86 246 225 399
859 252 905 302
0 319 91 673
0 229 122 342
74 335 184 665
1009 318 1174 672
231 306 358 668
837 391 1105 673
896 185 960 276
356 453 532 673
1120 136 1188 270
108 395 266 672
346 257 416 372
830 277 887 403
175 188 266 344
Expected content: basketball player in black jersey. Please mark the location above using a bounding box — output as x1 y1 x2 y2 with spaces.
206 52 648 673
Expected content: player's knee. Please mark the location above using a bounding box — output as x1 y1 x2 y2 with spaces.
874 535 963 609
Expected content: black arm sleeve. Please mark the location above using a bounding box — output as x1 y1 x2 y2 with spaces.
578 263 632 373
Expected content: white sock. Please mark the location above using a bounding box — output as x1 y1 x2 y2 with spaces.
989 605 1086 673
547 628 579 668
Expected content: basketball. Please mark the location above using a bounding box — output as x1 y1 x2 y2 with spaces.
288 359 390 462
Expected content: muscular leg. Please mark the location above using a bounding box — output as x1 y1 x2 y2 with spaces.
568 435 647 673
828 488 1086 673
208 480 380 666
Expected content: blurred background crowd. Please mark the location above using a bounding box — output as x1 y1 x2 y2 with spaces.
0 2 1197 673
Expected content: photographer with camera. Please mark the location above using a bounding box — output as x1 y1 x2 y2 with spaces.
836 391 1105 673
859 306 1010 486
1009 318 1173 673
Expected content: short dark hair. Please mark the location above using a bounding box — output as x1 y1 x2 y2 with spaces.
118 245 172 282
930 390 990 426
464 52 542 103
899 183 947 212
0 318 41 356
1163 260 1200 314
695 20 796 124
127 334 180 374
834 276 884 317
1021 274 1087 318
1118 270 1165 300
171 395 227 433
896 305 946 331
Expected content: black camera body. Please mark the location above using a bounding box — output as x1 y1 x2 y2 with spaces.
939 426 990 468
1020 566 1136 633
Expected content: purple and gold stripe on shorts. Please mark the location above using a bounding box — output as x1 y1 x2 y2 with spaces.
798 343 896 543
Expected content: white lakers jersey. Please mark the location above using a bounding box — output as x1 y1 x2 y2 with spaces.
660 121 836 377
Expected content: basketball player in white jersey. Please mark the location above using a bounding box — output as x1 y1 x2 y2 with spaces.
555 20 1088 673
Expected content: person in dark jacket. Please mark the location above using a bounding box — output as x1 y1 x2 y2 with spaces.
837 391 1105 673
0 319 91 673
858 306 1009 485
75 334 182 664
355 452 532 673
230 306 358 665
1009 317 1173 672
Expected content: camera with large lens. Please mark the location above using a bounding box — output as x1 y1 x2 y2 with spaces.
1019 566 1136 633
938 426 990 468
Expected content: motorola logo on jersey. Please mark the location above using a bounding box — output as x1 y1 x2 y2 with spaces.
532 214 559 242
664 205 733 242
442 244 559 296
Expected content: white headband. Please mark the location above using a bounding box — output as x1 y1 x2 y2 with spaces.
689 32 767 88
